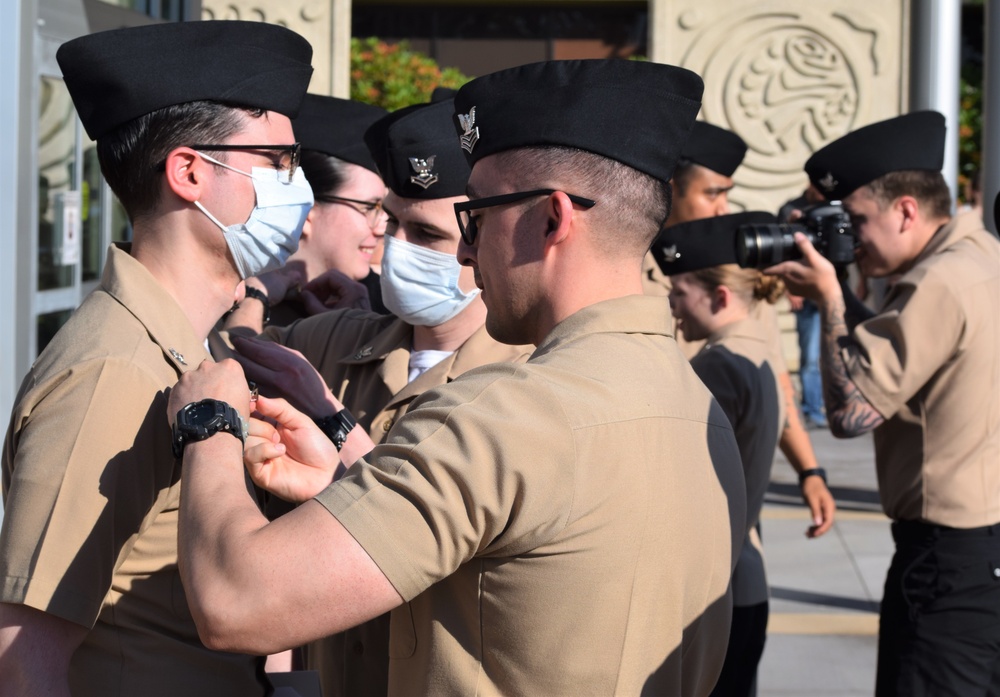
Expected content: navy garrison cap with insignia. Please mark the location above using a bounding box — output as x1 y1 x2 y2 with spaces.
652 211 776 275
805 111 946 201
364 98 470 199
57 21 314 141
293 94 386 174
453 59 703 183
681 122 748 177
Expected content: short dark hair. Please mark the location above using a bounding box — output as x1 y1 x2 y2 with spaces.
493 146 671 257
96 101 262 223
670 157 698 198
865 170 952 220
301 149 350 201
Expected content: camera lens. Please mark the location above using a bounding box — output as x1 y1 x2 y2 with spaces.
736 224 801 269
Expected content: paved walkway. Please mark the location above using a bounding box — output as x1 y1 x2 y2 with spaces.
758 427 891 696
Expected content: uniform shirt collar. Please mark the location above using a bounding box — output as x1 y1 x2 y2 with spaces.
533 295 673 359
100 242 210 372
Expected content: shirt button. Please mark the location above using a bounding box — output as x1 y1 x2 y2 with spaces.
382 419 393 432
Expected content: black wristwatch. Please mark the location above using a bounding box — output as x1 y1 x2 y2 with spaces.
243 286 270 325
314 409 357 451
172 399 248 458
799 467 828 486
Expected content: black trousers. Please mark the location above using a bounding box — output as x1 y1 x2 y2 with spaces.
876 521 1000 696
710 602 768 697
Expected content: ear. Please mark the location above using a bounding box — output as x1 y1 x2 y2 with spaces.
897 195 919 232
300 206 316 241
164 147 208 204
542 191 576 247
710 284 731 313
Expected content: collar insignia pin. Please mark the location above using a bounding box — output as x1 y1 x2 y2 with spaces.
409 156 439 190
819 172 838 193
458 107 479 153
352 346 374 360
169 348 187 366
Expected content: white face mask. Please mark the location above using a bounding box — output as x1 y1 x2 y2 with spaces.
194 152 314 279
379 234 480 326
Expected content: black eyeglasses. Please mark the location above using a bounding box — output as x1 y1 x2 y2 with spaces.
189 143 301 179
454 189 597 245
316 195 387 230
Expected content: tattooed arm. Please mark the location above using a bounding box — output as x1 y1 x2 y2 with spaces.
817 292 885 438
765 232 884 439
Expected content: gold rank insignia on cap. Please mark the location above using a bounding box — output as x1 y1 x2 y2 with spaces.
819 172 838 193
458 107 479 153
408 156 439 189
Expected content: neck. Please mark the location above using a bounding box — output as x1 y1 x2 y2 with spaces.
411 294 488 352
130 212 241 341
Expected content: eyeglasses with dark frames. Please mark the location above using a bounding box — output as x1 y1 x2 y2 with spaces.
188 143 302 180
454 189 597 246
316 194 388 230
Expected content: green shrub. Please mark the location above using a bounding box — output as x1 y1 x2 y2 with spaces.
350 37 473 111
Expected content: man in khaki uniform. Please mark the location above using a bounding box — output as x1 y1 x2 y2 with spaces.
170 59 747 696
0 22 313 696
230 98 531 697
768 111 1000 696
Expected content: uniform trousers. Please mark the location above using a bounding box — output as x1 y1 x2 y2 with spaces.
876 520 1000 696
710 602 768 697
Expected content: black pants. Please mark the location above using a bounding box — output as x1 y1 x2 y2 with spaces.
876 521 1000 696
710 602 768 697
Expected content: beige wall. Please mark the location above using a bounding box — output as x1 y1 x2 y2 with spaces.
650 0 910 214
200 0 352 97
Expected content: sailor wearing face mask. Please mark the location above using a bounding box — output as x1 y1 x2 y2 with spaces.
228 98 533 697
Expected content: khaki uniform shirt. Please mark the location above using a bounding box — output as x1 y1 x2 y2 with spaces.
845 212 1000 528
265 311 531 697
0 244 263 697
693 318 784 606
315 295 747 697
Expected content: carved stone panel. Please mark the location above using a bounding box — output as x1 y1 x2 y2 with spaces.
200 0 336 96
652 1 909 213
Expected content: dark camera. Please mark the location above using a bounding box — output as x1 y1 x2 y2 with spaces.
736 202 856 269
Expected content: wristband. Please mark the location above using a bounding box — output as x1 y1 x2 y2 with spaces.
314 409 357 452
243 286 270 325
799 467 828 486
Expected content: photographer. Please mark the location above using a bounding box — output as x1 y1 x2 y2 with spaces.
766 111 1000 696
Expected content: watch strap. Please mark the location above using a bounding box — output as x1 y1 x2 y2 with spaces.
172 400 248 459
314 409 357 451
798 467 828 486
243 286 270 324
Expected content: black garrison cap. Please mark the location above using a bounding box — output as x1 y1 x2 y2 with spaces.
293 94 386 174
364 99 470 200
681 121 748 177
805 111 946 201
452 59 703 183
57 21 314 141
652 211 776 274
430 86 458 103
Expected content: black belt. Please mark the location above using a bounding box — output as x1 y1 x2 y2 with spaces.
892 519 1000 544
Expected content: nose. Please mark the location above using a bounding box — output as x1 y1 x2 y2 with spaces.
457 237 477 268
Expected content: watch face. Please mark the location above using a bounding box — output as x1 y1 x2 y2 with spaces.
189 401 221 424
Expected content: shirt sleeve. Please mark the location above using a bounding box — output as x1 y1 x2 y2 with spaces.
844 268 964 420
0 358 173 628
691 349 748 433
313 364 577 602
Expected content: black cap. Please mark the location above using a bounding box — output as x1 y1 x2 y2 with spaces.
453 59 703 182
681 122 747 177
293 94 386 174
364 99 470 199
57 21 314 140
805 111 946 201
652 211 777 274
430 86 458 103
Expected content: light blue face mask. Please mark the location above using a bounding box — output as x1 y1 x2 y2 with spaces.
379 234 480 326
194 152 314 280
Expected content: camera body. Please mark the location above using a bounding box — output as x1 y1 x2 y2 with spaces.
736 202 856 269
